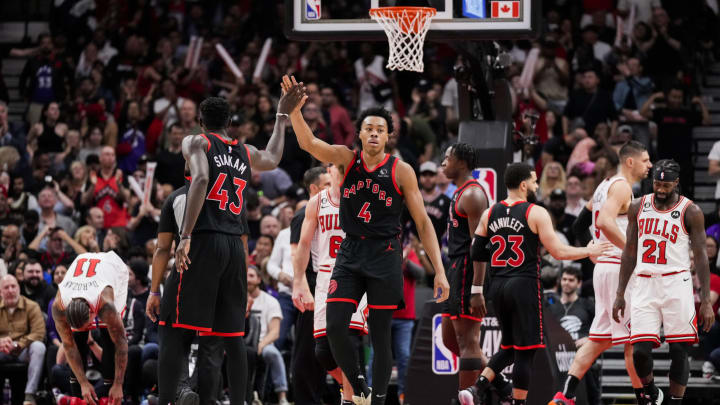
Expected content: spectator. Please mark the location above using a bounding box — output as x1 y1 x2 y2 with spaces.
533 34 570 113
266 220 295 351
250 234 274 269
29 227 84 271
613 57 654 147
178 99 200 135
2 224 22 265
565 175 588 217
9 176 39 215
19 259 56 315
128 258 150 303
355 43 393 112
645 8 684 87
548 189 578 245
19 34 67 125
29 102 64 154
541 265 561 306
538 162 567 203
641 85 710 198
21 211 40 248
562 67 617 136
512 76 549 144
548 267 599 404
707 236 719 276
300 101 331 144
617 0 661 24
81 146 130 228
320 86 355 147
155 123 186 189
258 168 293 201
116 100 146 174
37 186 76 236
78 126 104 163
153 78 185 128
0 275 47 405
0 101 25 154
259 215 281 240
85 207 106 246
435 166 457 199
246 266 289 405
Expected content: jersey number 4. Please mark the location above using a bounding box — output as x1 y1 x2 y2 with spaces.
641 239 668 264
490 235 525 267
357 202 372 223
73 258 101 278
207 173 247 215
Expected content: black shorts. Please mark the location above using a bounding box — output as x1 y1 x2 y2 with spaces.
442 253 481 322
160 232 247 335
489 276 544 350
328 236 404 310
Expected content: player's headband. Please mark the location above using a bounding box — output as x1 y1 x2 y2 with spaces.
653 168 679 182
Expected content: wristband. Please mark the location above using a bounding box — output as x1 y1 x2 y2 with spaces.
471 285 483 294
181 235 191 240
276 112 289 119
149 291 161 296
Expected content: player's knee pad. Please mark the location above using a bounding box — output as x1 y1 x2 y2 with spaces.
459 357 485 371
487 348 514 375
511 349 535 391
315 339 338 371
668 343 690 385
632 341 654 378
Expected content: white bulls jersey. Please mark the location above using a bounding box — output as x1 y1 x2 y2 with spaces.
59 251 129 314
592 174 631 263
635 194 692 275
312 188 367 337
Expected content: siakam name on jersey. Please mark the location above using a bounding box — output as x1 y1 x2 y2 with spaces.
213 154 248 174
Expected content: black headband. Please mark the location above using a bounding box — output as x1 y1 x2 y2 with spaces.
654 168 679 182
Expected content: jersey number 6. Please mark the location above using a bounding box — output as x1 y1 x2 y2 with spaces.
207 173 248 215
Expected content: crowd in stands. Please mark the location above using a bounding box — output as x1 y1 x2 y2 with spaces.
0 0 719 404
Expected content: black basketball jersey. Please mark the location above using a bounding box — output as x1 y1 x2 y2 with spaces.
340 151 404 238
447 179 486 258
486 201 540 279
190 132 251 236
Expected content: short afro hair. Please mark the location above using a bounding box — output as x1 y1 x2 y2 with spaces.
450 143 477 170
355 107 394 135
504 163 534 190
199 97 231 130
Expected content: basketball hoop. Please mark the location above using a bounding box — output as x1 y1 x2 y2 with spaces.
369 7 436 72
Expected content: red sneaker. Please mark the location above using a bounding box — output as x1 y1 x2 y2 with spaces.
548 392 575 405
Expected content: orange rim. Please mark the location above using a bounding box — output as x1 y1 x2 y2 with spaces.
369 7 437 34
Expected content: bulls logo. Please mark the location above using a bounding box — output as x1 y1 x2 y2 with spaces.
328 280 338 295
671 211 680 219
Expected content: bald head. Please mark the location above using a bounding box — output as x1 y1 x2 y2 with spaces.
260 215 280 239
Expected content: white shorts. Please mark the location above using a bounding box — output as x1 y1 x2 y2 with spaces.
630 270 697 348
313 268 368 338
589 262 633 345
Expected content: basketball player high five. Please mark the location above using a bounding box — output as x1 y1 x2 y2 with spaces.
285 75 449 405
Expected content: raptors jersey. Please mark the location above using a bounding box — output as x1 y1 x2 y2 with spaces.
486 201 540 279
192 133 251 236
59 251 129 313
635 194 692 275
340 151 403 238
448 179 486 258
311 188 368 337
592 175 631 263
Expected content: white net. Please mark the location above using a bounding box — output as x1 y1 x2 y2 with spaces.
370 7 436 72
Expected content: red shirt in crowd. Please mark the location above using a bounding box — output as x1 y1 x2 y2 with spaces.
94 174 128 228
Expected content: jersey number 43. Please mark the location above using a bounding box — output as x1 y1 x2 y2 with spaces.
206 173 247 215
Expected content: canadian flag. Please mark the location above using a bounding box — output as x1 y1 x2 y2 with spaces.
491 1 520 18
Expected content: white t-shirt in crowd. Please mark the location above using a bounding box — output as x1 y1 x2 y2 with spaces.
250 290 283 342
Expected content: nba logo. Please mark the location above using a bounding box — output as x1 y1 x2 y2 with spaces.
432 314 458 375
306 0 321 20
472 168 497 205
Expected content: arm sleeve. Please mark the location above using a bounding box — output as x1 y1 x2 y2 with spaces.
471 235 491 262
572 206 593 246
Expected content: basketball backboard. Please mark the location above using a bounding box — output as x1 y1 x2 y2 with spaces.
285 0 540 41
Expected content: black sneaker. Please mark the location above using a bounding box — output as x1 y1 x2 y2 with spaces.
177 388 200 405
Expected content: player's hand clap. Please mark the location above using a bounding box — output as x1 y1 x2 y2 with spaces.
81 380 99 405
108 383 123 405
612 294 626 324
292 277 315 312
434 272 450 303
278 76 307 116
146 292 160 322
175 237 191 273
280 75 307 114
699 300 715 332
587 240 614 262
470 292 487 318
